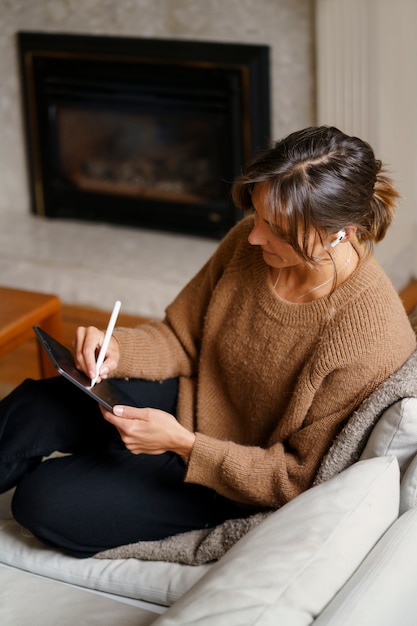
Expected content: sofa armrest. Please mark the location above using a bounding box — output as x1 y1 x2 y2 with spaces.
314 507 417 625
153 456 399 626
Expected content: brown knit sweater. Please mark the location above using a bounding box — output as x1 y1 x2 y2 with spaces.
112 217 416 509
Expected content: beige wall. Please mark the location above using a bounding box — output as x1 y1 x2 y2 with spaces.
372 0 417 286
316 0 417 290
0 0 314 215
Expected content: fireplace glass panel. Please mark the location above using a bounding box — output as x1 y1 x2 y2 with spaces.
56 106 226 204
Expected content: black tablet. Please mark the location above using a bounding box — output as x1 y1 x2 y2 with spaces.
33 325 134 411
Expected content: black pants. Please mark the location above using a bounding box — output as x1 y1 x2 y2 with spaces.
0 376 242 557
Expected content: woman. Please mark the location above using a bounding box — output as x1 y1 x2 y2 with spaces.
0 126 415 557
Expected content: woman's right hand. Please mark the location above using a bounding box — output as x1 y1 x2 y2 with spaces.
72 326 120 383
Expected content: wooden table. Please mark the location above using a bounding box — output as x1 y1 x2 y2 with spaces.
0 287 62 378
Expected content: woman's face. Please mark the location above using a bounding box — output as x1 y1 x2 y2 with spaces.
247 182 325 270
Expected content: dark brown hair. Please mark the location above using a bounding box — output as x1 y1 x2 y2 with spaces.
232 126 399 261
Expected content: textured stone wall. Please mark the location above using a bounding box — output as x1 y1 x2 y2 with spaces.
0 0 314 214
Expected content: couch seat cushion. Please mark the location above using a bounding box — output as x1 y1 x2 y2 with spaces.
0 517 210 607
0 564 161 626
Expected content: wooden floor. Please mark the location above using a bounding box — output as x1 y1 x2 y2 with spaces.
1 279 417 388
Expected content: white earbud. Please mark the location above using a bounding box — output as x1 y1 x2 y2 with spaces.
330 230 346 248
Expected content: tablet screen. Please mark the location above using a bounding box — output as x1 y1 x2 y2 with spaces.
33 326 135 411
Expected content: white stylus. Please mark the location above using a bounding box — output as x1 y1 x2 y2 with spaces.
90 300 121 388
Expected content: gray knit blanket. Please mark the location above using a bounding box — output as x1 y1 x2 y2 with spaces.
95 318 417 565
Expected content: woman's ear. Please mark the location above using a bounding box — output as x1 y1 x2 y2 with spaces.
341 225 357 242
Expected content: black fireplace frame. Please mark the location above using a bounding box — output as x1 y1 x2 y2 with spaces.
18 32 271 238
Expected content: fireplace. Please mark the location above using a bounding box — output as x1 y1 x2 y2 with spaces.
18 32 270 238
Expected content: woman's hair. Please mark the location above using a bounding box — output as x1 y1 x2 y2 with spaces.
231 126 399 261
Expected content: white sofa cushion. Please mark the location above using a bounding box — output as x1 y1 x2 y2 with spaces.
0 565 162 626
0 517 210 607
360 398 417 472
314 507 417 626
154 456 400 626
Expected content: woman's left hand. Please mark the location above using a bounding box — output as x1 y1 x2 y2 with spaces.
100 405 196 457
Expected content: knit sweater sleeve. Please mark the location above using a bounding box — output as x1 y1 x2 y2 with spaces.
185 347 414 509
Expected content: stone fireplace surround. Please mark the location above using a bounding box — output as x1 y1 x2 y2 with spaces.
0 0 314 319
19 32 270 240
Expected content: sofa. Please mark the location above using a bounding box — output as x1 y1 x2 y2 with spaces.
2 346 417 624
